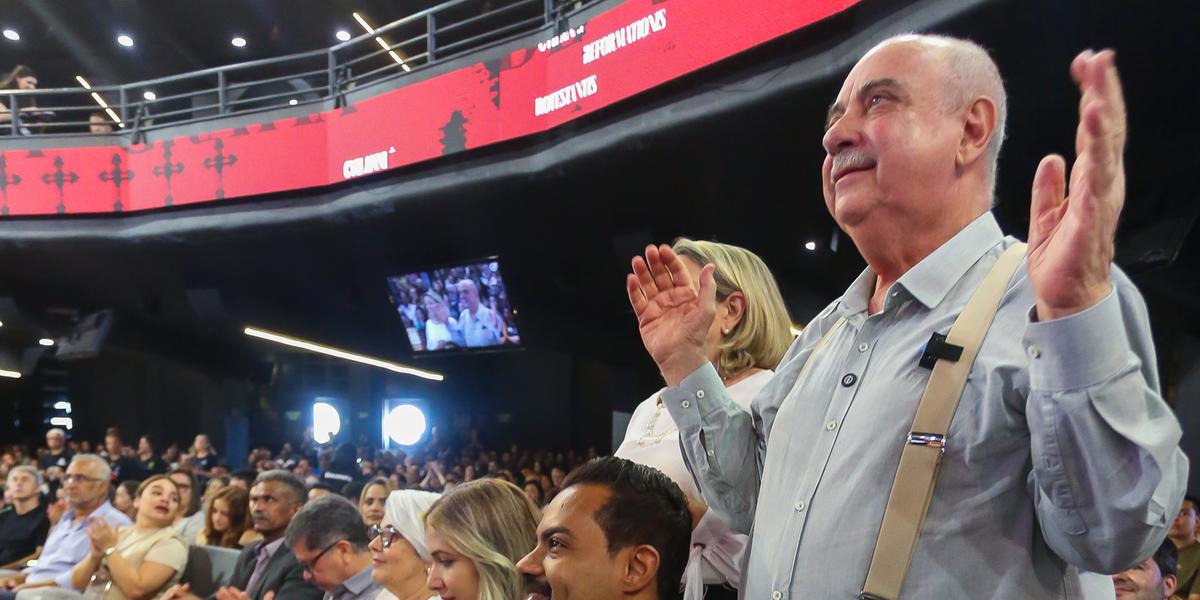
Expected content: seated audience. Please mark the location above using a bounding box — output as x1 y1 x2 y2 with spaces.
60 475 188 600
522 480 544 508
162 470 321 600
167 469 204 544
230 471 257 491
307 483 335 502
1171 495 1200 597
0 455 131 599
112 481 139 522
284 495 381 599
423 479 539 600
517 457 690 600
370 490 441 600
0 467 50 570
134 435 167 481
359 477 392 527
196 486 260 549
88 112 114 134
1112 538 1178 600
37 431 72 471
202 476 230 510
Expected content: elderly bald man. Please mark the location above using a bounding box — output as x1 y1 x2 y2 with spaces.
627 34 1186 598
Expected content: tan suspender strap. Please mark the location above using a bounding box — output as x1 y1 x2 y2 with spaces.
860 242 1027 600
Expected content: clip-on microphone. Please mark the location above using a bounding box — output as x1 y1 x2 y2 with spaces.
918 332 963 369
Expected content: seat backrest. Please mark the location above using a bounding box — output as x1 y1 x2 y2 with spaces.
182 544 242 596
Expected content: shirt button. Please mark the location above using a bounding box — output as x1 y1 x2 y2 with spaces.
1027 345 1041 359
696 390 705 399
858 342 869 353
890 290 899 297
772 591 783 600
824 420 837 431
681 400 691 409
707 449 715 456
840 373 858 387
794 500 806 511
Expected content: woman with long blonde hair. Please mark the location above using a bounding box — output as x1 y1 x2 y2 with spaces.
422 479 538 600
617 238 793 600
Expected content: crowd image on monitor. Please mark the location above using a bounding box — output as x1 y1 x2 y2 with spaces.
387 261 520 352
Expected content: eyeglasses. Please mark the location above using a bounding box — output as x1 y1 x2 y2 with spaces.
298 539 343 574
368 524 404 550
64 474 103 484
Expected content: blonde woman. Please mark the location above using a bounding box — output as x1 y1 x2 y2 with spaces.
617 238 792 600
423 479 538 600
370 490 442 600
360 477 393 527
52 475 188 600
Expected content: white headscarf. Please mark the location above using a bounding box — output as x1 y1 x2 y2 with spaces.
383 489 441 562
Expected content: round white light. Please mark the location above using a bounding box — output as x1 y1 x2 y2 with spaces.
288 98 298 106
384 404 427 446
312 401 341 444
38 338 55 347
0 319 4 327
117 34 133 47
335 30 351 42
2 29 19 42
804 241 817 251
231 36 247 48
143 91 156 101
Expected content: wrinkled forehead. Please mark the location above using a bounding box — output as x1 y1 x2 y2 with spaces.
835 37 945 103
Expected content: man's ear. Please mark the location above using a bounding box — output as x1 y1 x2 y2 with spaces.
619 545 661 595
1163 573 1177 598
955 96 998 174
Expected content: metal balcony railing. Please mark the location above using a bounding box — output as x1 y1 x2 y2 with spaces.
1 0 597 140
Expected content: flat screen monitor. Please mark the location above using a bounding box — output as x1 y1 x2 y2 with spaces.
386 258 521 353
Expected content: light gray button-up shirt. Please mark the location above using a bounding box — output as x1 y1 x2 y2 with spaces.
662 212 1187 599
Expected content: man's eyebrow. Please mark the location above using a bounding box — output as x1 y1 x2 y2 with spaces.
825 78 909 129
539 526 571 542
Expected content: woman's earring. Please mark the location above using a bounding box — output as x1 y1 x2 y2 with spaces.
722 327 731 336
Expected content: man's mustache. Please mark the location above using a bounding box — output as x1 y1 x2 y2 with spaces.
522 573 550 596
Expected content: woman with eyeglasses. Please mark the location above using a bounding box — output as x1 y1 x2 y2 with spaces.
61 475 188 599
369 490 442 600
422 479 539 600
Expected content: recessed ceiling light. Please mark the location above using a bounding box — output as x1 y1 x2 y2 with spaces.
143 91 156 101
335 30 351 42
2 29 18 42
804 241 817 251
39 338 55 347
116 34 134 47
231 36 247 48
288 98 298 106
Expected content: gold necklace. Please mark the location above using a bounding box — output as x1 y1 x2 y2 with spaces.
637 397 674 447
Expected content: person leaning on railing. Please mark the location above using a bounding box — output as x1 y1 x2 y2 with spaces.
0 66 48 136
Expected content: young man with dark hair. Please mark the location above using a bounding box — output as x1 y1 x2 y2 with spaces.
1170 495 1200 598
1112 538 1178 600
517 456 691 600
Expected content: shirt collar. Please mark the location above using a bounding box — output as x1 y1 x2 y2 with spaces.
60 501 116 528
337 565 376 596
259 537 285 559
838 212 1004 314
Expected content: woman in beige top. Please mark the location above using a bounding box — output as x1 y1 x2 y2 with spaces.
70 475 189 599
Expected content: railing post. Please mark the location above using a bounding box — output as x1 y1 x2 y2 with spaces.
544 0 554 25
427 13 437 63
119 87 128 124
217 70 227 114
327 49 337 100
7 93 16 135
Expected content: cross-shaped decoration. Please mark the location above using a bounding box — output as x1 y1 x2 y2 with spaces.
0 153 22 216
40 156 79 214
99 153 135 212
202 138 237 200
152 141 185 206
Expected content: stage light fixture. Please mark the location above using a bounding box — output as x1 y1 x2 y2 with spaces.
116 34 133 47
50 417 73 430
2 29 18 42
0 368 20 379
383 404 427 446
288 98 298 105
231 36 247 48
313 401 341 444
244 326 444 381
38 338 55 347
352 12 411 72
143 91 156 101
336 30 351 42
804 241 817 251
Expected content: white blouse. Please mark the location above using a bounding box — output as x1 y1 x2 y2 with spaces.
615 369 774 501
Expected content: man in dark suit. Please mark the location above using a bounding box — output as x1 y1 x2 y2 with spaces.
163 470 322 600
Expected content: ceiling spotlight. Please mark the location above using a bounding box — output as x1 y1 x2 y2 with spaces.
0 368 20 379
335 30 351 42
116 34 133 47
804 241 817 251
231 36 247 48
38 338 55 347
2 29 18 42
142 91 156 101
288 98 298 106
